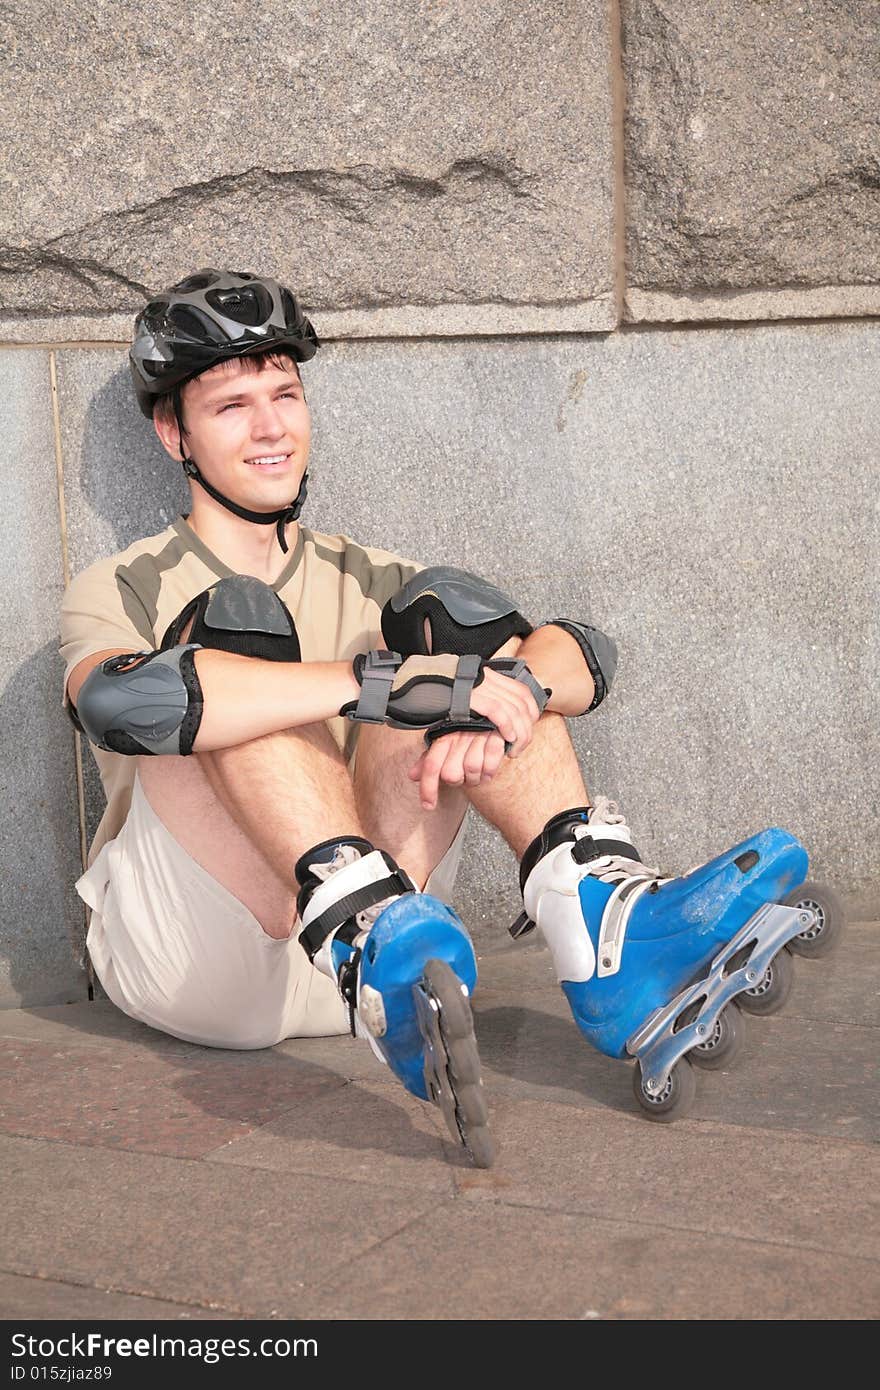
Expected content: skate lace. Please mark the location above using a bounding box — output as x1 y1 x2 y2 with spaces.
576 796 665 885
309 845 397 932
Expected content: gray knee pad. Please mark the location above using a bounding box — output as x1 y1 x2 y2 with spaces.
381 566 532 659
161 574 301 662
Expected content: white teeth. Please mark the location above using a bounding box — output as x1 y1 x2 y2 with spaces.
247 454 288 465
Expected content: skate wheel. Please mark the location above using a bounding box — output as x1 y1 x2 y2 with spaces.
737 945 794 1016
423 958 472 1037
632 1056 696 1122
781 881 845 960
689 1003 744 1071
463 1125 496 1170
455 1083 495 1167
420 959 495 1167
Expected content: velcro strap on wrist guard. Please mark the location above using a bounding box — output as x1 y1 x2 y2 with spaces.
485 657 551 713
347 650 403 724
423 715 502 749
421 656 550 752
342 651 487 730
450 653 483 720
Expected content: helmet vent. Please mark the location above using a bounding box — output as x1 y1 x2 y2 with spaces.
167 304 216 339
206 283 273 327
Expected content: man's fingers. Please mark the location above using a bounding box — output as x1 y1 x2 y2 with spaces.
481 732 507 779
471 668 541 754
416 743 449 809
415 731 503 806
460 735 487 785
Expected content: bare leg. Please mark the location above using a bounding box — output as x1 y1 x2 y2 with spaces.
464 712 590 859
137 721 367 940
353 723 469 889
138 719 468 941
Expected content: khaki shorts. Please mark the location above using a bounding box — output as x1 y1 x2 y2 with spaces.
76 773 468 1050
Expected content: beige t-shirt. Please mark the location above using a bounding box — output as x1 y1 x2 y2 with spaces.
60 516 422 865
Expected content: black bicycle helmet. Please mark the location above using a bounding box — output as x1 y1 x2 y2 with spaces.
130 268 319 418
130 269 320 552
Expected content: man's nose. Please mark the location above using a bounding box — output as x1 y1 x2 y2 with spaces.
251 399 286 438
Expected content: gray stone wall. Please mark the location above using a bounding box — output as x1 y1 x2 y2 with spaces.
1 4 877 1005
622 0 880 323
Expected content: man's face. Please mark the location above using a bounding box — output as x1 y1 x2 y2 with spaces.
162 355 311 511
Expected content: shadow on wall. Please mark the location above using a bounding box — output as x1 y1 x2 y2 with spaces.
74 362 189 562
1 642 89 1005
60 362 187 976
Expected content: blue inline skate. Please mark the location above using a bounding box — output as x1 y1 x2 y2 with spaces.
296 837 494 1166
517 799 844 1121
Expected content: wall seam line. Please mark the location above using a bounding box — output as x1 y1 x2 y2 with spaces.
608 0 628 326
50 351 93 996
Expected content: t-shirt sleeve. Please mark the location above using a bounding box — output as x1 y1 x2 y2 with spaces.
59 561 155 706
356 544 425 648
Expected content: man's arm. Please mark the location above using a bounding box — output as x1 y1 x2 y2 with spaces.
514 624 596 718
67 645 537 756
66 647 360 753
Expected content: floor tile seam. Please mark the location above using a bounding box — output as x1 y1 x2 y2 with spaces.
2 995 875 1042
202 1151 459 1197
777 1015 880 1031
305 1198 463 1298
450 1192 880 1263
666 1116 880 1152
0 1032 232 1061
0 1030 372 1062
474 1098 880 1153
3 1115 876 1166
1 1127 463 1193
0 1130 275 1170
0 1264 264 1320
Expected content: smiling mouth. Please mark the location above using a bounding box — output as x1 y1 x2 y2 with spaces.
246 453 291 468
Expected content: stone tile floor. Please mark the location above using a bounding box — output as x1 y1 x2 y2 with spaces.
0 924 877 1320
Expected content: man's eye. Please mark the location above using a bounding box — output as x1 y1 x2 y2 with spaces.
219 402 240 412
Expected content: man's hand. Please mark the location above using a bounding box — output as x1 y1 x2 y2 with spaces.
409 661 544 809
409 729 508 809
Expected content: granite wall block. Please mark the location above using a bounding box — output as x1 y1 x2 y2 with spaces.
0 351 89 1006
622 0 880 321
2 1 617 337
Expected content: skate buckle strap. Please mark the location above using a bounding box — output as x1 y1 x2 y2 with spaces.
509 909 537 940
572 834 638 865
596 875 658 977
299 867 417 957
338 947 362 1036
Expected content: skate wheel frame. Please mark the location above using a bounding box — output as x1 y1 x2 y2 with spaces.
624 900 817 1099
414 959 495 1169
633 1055 697 1121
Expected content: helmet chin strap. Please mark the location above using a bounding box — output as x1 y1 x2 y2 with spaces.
174 394 307 554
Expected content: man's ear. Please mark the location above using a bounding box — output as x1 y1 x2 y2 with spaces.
153 408 184 462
